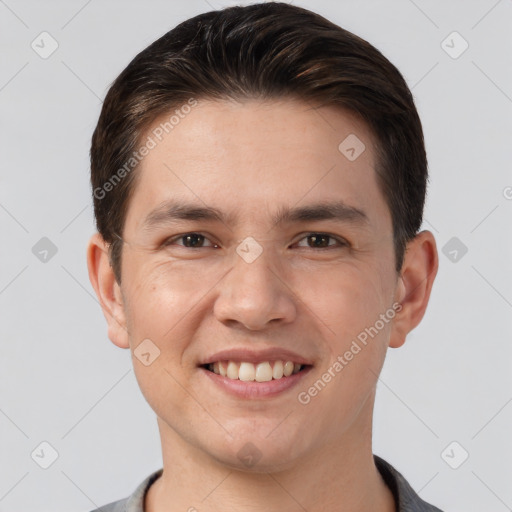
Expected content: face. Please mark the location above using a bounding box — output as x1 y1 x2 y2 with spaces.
98 99 411 471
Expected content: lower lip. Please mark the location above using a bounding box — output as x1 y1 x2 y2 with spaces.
200 366 312 399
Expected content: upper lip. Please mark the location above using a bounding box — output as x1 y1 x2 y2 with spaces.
199 347 314 366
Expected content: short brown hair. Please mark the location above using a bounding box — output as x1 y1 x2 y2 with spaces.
91 2 428 283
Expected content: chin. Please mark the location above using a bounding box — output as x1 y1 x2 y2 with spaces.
213 447 301 474
204 428 308 474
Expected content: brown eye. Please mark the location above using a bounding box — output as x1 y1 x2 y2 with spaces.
182 234 205 247
164 233 218 248
295 233 348 249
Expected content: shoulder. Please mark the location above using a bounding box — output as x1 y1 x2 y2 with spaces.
89 497 129 512
374 455 444 512
88 468 163 512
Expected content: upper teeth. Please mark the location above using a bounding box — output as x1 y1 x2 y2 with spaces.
207 360 303 382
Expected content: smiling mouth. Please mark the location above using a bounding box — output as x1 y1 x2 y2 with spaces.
201 360 310 382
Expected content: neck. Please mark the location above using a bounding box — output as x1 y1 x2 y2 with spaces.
145 395 395 512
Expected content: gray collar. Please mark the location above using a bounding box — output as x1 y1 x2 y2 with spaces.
93 456 443 511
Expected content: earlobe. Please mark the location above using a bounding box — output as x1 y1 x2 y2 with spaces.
389 230 438 349
86 233 130 349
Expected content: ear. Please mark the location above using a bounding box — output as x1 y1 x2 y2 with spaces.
86 233 130 349
389 230 438 349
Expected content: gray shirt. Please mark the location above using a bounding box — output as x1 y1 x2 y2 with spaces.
90 455 443 511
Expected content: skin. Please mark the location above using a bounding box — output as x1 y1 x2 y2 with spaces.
87 98 438 512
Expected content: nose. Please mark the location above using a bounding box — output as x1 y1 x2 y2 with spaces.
213 245 297 331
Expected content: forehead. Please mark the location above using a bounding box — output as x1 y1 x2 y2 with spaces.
126 98 390 234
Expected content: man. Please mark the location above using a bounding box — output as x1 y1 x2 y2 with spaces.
87 2 441 511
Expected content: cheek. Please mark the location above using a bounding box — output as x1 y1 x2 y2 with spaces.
121 256 179 346
121 255 226 350
298 263 392 345
124 253 191 309
293 266 392 433
120 260 202 417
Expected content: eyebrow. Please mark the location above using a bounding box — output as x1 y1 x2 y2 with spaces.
142 199 370 231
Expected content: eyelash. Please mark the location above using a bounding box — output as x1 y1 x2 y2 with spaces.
162 232 349 250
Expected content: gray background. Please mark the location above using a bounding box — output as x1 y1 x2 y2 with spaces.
1 0 511 510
